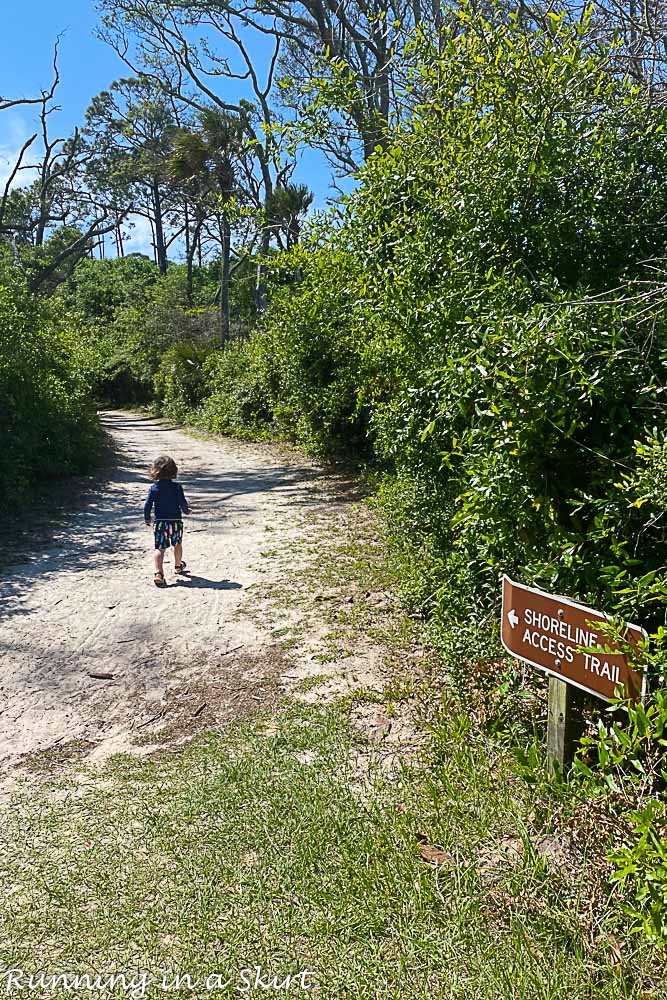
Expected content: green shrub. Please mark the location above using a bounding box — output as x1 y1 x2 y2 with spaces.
59 255 160 321
568 616 667 943
609 797 667 944
243 9 667 632
59 257 223 405
195 342 274 437
153 339 217 421
0 262 101 505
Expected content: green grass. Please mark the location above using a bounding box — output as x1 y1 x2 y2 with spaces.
2 495 665 997
295 673 337 692
1 701 663 999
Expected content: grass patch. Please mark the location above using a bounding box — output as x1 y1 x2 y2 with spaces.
2 468 665 996
295 673 337 693
1 701 663 998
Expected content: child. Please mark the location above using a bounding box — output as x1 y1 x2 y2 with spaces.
144 455 192 587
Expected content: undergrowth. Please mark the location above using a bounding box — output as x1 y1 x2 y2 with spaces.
2 701 665 998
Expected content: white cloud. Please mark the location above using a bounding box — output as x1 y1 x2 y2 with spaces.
104 212 186 262
0 112 39 192
119 213 155 258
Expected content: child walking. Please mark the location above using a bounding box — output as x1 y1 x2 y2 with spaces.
144 455 192 587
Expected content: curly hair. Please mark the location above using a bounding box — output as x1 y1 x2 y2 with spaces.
149 455 178 481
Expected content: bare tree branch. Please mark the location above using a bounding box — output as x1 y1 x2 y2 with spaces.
27 213 128 292
0 134 37 232
0 38 61 112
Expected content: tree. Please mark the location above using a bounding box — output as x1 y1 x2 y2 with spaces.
265 183 313 251
97 0 302 307
0 46 128 292
84 77 181 273
170 110 245 344
259 0 414 170
519 1 667 99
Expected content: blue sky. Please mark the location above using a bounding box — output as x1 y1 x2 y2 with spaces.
0 1 343 258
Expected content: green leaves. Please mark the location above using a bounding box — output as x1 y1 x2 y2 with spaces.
0 258 102 504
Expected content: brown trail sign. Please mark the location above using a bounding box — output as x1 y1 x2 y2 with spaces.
501 575 647 771
501 576 646 702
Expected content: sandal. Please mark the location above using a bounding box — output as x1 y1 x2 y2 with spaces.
154 571 167 587
175 561 188 575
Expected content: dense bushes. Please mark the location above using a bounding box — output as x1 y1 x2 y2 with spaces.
153 340 216 421
187 12 667 637
145 12 667 665
0 261 102 506
156 16 667 939
60 256 223 404
196 344 273 437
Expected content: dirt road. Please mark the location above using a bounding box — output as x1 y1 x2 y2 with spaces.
0 411 339 772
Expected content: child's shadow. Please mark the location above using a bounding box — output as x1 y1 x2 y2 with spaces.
176 575 242 591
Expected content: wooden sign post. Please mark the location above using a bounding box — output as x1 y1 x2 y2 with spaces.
546 677 579 775
501 576 647 773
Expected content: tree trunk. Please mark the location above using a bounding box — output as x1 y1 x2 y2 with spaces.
186 217 203 308
254 224 271 313
184 201 192 304
152 179 167 275
219 211 231 346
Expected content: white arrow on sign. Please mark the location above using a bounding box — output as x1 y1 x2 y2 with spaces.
507 609 519 629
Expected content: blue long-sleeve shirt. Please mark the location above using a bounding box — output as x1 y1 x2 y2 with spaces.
144 480 190 521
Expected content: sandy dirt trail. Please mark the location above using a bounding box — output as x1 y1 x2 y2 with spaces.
0 411 331 772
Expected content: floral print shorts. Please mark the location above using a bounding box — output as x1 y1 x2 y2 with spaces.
154 519 183 550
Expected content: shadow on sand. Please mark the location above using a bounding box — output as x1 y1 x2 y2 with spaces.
174 576 242 591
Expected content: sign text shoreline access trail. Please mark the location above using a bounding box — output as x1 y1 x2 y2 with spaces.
501 575 646 703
